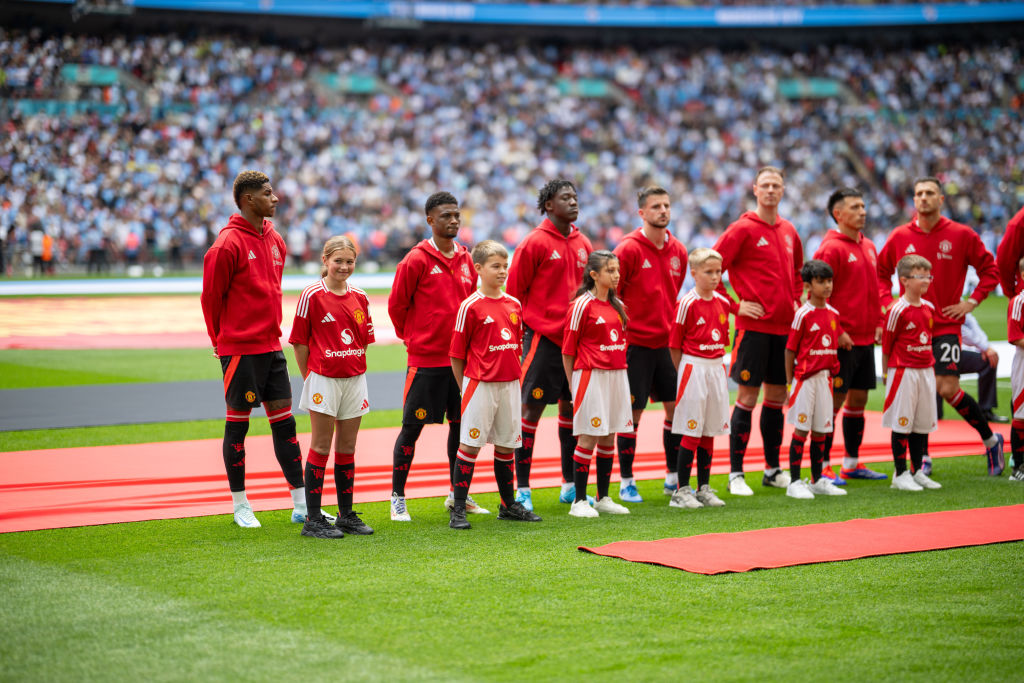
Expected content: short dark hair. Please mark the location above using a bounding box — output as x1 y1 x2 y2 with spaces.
637 186 669 209
233 170 270 209
537 179 576 215
826 188 863 224
913 176 943 193
801 259 834 284
425 191 458 215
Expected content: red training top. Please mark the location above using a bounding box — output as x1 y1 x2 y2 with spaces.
201 214 286 356
882 297 935 369
786 301 843 379
506 218 593 345
996 205 1024 297
1009 291 1024 345
814 229 884 346
450 291 524 382
613 228 687 348
876 216 998 337
713 211 803 335
562 292 627 371
289 281 375 378
388 238 477 368
668 289 731 359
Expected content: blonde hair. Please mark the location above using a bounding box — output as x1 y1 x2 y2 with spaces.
689 247 723 269
321 235 358 277
896 254 932 279
471 239 508 265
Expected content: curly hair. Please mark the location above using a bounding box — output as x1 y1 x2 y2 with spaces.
232 170 270 209
425 191 458 215
536 179 576 215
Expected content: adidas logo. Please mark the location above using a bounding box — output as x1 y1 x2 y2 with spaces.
321 312 336 324
483 315 494 324
642 259 653 269
756 236 769 247
696 316 706 325
906 321 916 330
360 399 369 410
430 265 444 275
810 323 820 331
595 316 606 324
905 244 916 254
248 250 257 260
549 250 562 260
848 253 858 263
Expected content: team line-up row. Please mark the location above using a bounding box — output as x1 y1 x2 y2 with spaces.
199 168 1024 538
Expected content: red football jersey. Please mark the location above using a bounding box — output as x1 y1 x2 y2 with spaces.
450 291 523 382
1008 291 1024 344
289 281 375 378
562 292 628 371
786 302 843 379
668 289 731 359
882 297 935 369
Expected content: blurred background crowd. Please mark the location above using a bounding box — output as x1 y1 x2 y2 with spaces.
1 25 1022 275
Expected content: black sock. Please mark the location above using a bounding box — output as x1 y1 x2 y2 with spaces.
810 436 826 482
843 411 865 460
447 421 460 488
949 390 994 441
908 432 927 474
892 432 909 475
516 418 538 489
729 403 753 472
222 418 249 492
760 403 784 470
789 433 806 482
617 431 636 480
559 416 576 483
696 445 713 489
335 452 355 512
453 449 476 504
304 449 328 517
392 424 423 496
663 420 680 474
595 445 614 500
269 414 304 489
1012 420 1024 468
573 445 593 502
676 446 695 488
494 452 516 507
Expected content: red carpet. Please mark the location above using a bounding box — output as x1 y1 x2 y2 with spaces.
580 504 1024 574
0 409 1009 533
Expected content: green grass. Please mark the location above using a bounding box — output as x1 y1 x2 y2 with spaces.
1 455 1021 681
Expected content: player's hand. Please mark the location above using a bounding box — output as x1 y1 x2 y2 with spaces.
874 327 883 344
837 332 853 350
737 300 765 319
983 347 999 368
941 299 976 320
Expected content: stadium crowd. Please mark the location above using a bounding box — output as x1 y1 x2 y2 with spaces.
1 29 1022 273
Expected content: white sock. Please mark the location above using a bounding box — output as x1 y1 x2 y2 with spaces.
665 472 679 486
764 467 780 476
729 472 744 481
620 477 635 488
984 435 999 449
561 482 573 494
843 457 858 470
518 487 530 494
231 490 248 506
290 486 306 512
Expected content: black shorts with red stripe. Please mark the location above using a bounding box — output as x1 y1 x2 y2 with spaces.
729 329 787 387
220 351 292 411
401 366 461 425
932 334 962 377
521 326 571 405
625 344 677 410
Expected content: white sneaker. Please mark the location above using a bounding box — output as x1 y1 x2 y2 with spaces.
390 492 412 521
233 502 261 528
729 476 754 496
762 469 791 488
786 479 815 500
695 485 726 507
593 496 630 515
891 471 924 491
912 470 942 490
808 477 848 496
569 499 599 518
444 493 491 515
669 486 703 509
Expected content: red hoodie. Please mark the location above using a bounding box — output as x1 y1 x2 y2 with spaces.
388 238 477 368
876 216 998 337
613 228 687 348
201 214 286 356
814 229 884 346
713 211 803 335
996 205 1024 296
506 218 593 345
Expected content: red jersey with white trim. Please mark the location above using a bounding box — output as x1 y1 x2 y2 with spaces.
813 230 884 345
201 214 287 356
882 297 935 369
562 292 628 371
613 228 687 348
713 211 803 335
506 218 593 345
289 281 375 378
876 216 998 337
996 205 1024 296
388 238 477 368
1008 291 1024 344
786 302 843 379
450 291 523 382
668 289 731 359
